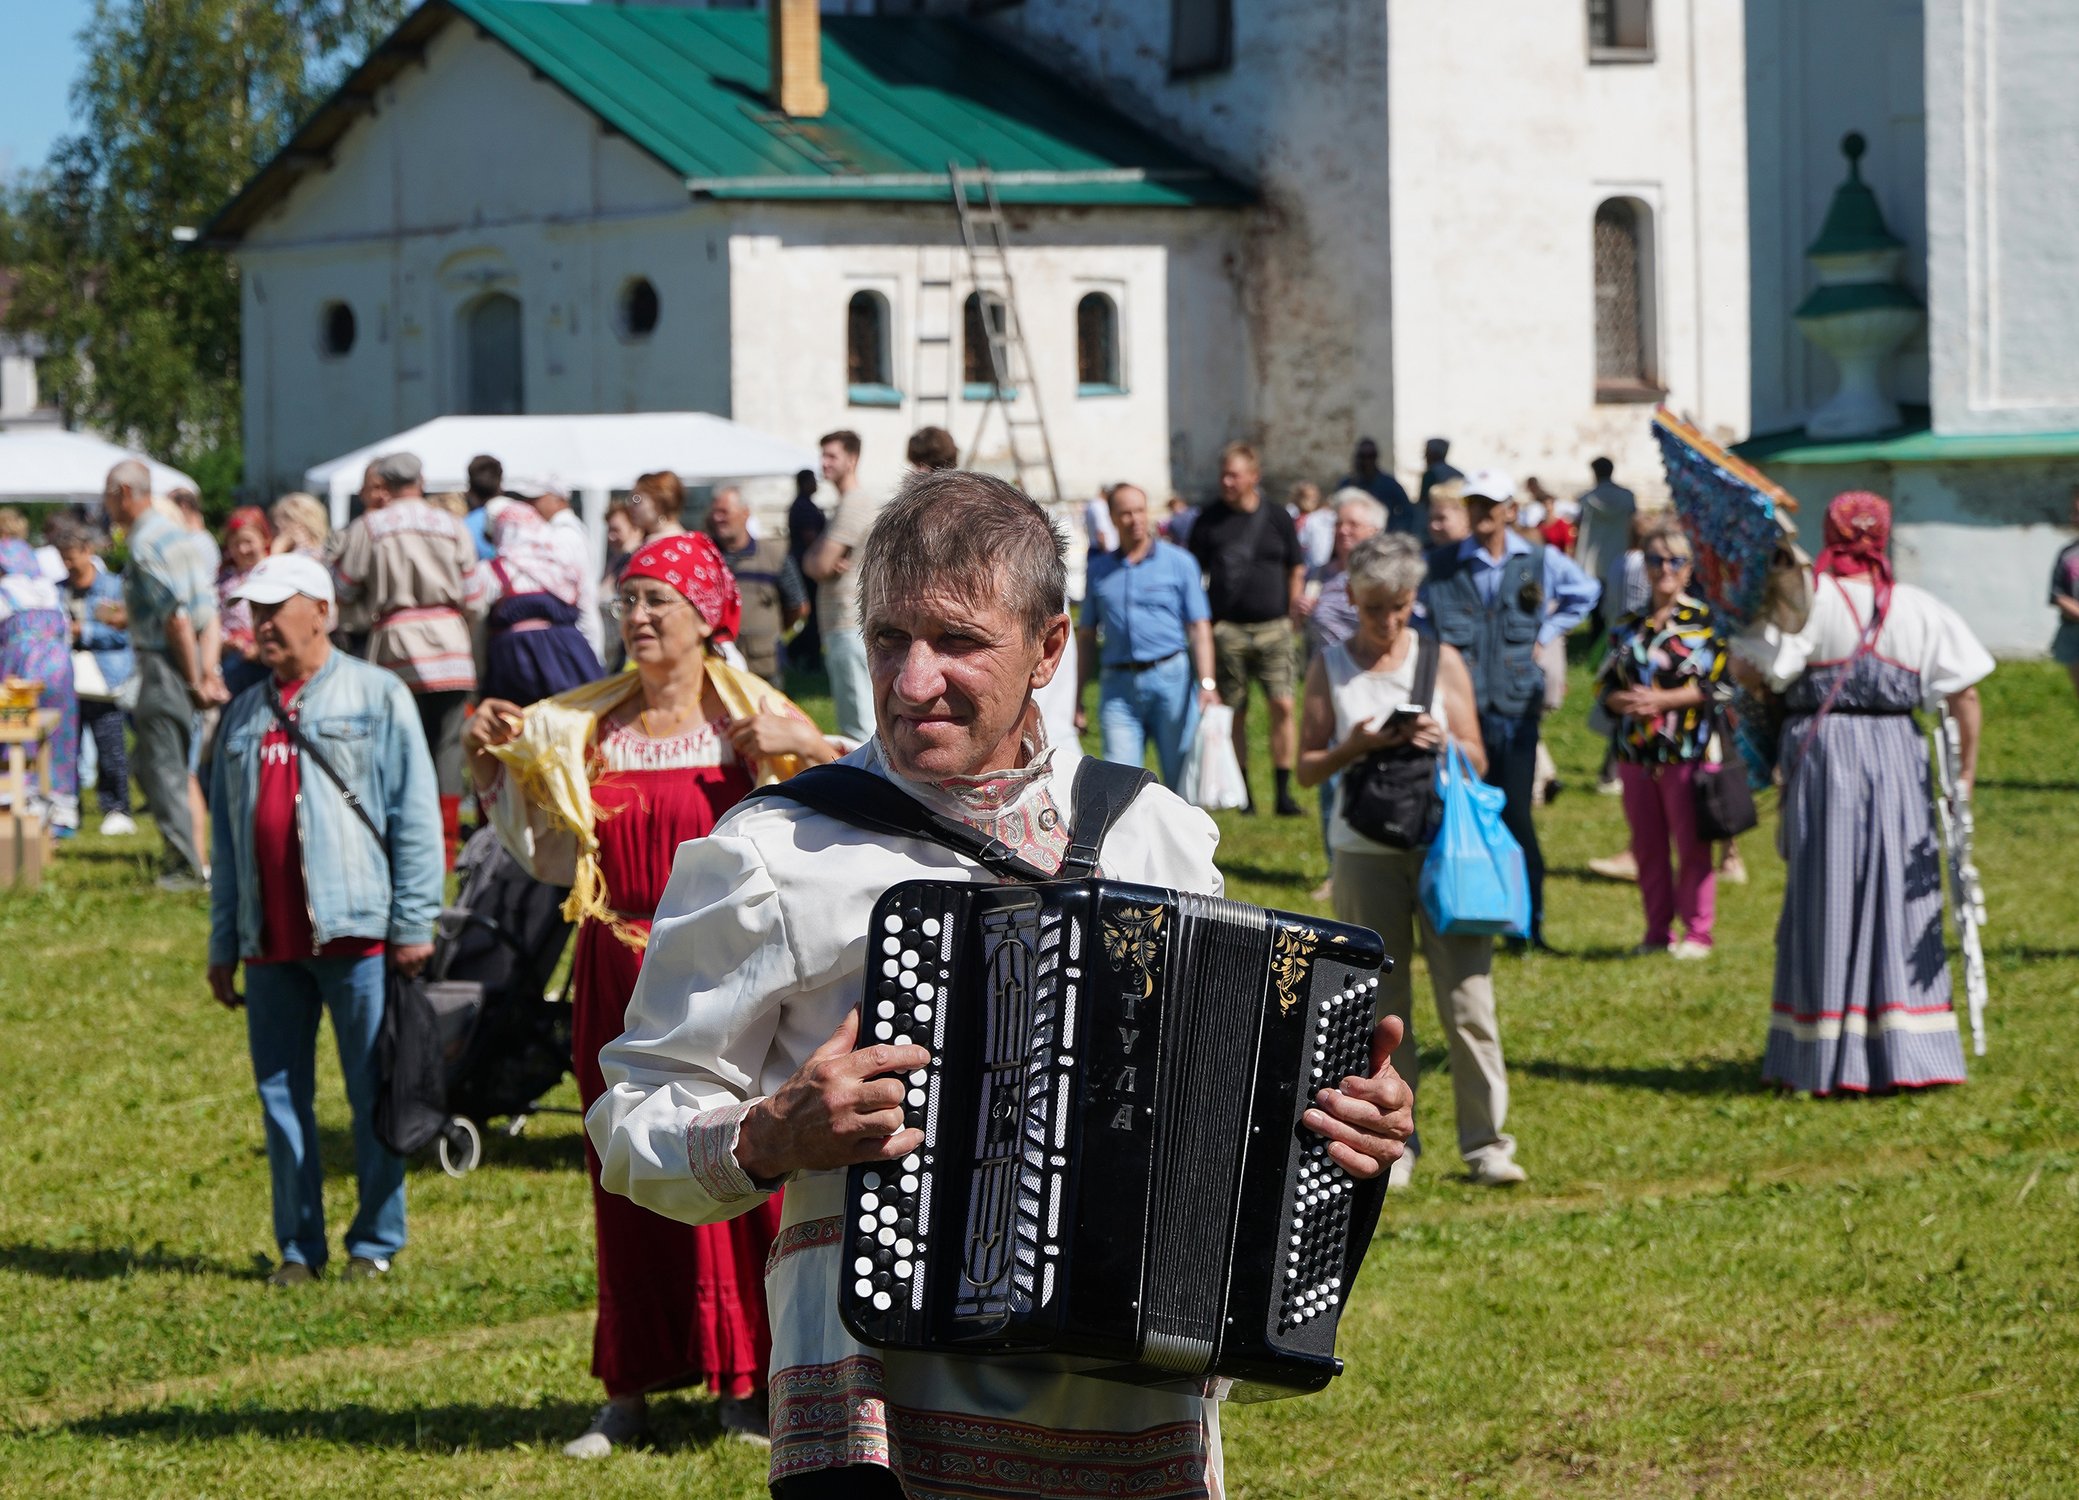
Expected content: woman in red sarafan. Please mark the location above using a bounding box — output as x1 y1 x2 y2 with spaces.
467 532 841 1456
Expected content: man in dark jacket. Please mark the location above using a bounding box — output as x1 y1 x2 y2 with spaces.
1420 470 1598 949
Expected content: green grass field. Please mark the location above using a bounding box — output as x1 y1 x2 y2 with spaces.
3 662 2075 1498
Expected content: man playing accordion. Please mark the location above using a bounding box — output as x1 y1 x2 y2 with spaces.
587 470 1414 1499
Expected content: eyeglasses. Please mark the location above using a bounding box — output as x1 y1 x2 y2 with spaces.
608 590 690 621
1642 553 1691 571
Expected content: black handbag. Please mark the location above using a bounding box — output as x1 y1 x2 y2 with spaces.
1692 724 1759 843
1339 635 1444 850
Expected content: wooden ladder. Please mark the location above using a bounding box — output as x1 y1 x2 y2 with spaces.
950 162 1062 505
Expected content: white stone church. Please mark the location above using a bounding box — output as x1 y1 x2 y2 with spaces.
210 0 2078 652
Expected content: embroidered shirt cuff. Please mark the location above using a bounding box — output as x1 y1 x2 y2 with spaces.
687 1098 771 1202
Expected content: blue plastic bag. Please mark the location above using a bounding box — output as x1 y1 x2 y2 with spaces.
1419 742 1531 938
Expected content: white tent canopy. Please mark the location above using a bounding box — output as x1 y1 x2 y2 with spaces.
305 410 817 522
0 427 199 503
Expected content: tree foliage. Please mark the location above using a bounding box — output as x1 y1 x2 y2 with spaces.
1 0 405 496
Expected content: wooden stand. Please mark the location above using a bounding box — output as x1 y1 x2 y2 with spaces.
0 709 59 891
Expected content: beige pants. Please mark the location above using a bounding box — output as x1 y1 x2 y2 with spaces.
1332 845 1517 1173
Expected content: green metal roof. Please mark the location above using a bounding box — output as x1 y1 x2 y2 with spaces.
205 0 1247 243
1735 409 2079 466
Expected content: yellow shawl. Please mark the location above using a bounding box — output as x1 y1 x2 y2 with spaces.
485 656 819 949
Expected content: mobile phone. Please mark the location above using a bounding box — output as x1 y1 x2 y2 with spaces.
1386 704 1425 725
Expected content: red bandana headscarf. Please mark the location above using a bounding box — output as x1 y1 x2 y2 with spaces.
1814 489 1894 630
622 533 741 644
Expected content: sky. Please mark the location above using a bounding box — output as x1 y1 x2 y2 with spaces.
0 0 92 183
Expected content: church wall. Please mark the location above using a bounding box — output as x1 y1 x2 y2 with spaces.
1386 0 1751 504
721 202 1248 522
972 0 1394 499
1744 0 1927 437
235 20 724 496
1925 0 2079 436
1766 457 2077 656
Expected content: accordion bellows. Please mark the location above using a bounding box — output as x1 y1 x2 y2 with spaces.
839 878 1390 1399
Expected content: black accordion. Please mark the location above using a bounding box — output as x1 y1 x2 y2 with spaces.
838 877 1390 1399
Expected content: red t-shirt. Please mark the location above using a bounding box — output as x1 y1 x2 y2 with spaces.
249 677 387 966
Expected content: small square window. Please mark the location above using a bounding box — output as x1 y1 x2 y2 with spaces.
1171 0 1233 79
1588 0 1654 61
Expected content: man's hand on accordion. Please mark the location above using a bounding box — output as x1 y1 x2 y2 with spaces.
1302 1014 1415 1180
734 1009 932 1182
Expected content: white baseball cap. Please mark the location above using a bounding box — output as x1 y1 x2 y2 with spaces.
1462 468 1517 504
230 553 335 607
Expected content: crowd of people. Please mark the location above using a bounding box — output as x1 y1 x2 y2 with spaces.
0 421 2047 1498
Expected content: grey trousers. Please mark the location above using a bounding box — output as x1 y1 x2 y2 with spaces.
1332 844 1516 1172
134 651 205 878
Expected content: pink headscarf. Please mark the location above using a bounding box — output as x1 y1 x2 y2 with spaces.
1813 490 1894 630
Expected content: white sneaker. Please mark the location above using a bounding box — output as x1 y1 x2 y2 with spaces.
1467 1155 1528 1187
719 1393 771 1446
1670 939 1714 961
563 1397 646 1459
1588 851 1639 882
99 811 138 837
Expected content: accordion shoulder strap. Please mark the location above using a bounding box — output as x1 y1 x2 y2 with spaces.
1057 757 1153 880
743 756 1150 883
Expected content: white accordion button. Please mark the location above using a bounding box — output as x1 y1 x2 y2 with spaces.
895 1236 915 1257
900 1174 918 1193
882 936 901 956
857 1214 876 1233
861 1192 880 1211
900 949 919 970
903 1153 921 1171
894 1259 913 1279
908 1070 927 1086
884 915 902 934
881 959 899 978
879 1205 898 1225
899 970 917 990
855 1278 873 1298
873 1291 892 1310
907 1088 926 1107
874 1022 893 1041
877 1001 896 1020
921 917 941 937
877 1227 897 1247
854 1256 873 1275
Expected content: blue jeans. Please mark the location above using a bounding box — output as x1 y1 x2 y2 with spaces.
1097 654 1198 787
824 627 873 743
1318 770 1340 865
1479 709 1547 942
244 953 407 1269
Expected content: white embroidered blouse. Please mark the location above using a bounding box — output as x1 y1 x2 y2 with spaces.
586 732 1231 1498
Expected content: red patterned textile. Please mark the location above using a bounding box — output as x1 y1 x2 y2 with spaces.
1814 490 1895 629
623 533 742 643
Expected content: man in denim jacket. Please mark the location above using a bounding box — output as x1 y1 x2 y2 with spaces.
206 554 443 1286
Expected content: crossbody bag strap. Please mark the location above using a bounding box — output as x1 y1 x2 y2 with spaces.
742 764 1055 883
1411 630 1441 715
1056 757 1154 880
265 687 386 853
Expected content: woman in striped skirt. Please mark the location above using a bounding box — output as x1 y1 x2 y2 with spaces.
1736 492 1993 1095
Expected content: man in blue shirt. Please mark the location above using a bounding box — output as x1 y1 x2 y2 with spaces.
1075 483 1217 786
1420 469 1599 949
1337 437 1416 536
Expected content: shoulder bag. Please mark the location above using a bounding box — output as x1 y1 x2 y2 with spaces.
1339 635 1444 849
1691 720 1759 843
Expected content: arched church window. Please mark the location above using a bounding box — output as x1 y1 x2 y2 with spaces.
1594 198 1660 401
1076 292 1123 395
962 291 1010 398
847 290 901 407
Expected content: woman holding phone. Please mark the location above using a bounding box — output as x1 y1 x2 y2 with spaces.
1297 533 1524 1187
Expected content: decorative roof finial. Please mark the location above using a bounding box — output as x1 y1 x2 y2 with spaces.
1842 131 1867 182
